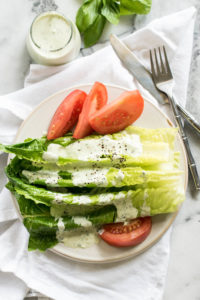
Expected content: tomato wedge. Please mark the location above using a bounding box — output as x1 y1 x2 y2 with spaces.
89 90 144 134
99 217 152 247
73 82 108 139
47 90 87 140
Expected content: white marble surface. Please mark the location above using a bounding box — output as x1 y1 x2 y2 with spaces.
0 1 200 300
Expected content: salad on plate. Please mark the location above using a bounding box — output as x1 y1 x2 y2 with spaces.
0 82 185 252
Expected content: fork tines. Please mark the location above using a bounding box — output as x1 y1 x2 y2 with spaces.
150 46 172 81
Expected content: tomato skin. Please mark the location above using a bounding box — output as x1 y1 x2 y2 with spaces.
47 90 87 140
73 82 108 139
100 217 152 247
89 90 144 134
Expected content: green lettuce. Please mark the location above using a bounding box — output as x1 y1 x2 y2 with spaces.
0 133 74 162
6 173 184 217
0 137 47 162
28 233 58 251
21 166 182 188
0 126 178 168
24 205 116 235
2 126 185 252
7 183 116 251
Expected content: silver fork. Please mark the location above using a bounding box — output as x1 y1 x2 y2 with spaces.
150 46 200 191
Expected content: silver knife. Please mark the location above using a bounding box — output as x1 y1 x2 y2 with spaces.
110 34 200 135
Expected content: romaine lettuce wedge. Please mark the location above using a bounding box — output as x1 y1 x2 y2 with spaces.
24 205 116 235
0 126 178 167
21 166 182 188
2 125 185 252
7 184 116 251
6 173 184 219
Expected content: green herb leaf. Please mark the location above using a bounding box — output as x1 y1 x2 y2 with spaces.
119 0 152 15
75 0 152 47
101 0 120 25
83 14 106 48
76 0 103 33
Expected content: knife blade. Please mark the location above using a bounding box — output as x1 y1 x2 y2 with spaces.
110 34 166 104
110 34 200 135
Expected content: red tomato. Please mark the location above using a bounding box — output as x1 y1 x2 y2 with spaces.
73 82 108 139
99 217 152 247
89 90 144 134
47 90 87 140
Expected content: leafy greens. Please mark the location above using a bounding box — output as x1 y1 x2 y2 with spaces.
76 0 152 47
1 126 185 251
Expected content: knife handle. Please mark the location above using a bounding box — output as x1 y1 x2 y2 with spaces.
177 104 200 134
169 96 200 190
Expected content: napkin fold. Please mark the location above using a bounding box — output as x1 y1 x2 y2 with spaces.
0 7 196 300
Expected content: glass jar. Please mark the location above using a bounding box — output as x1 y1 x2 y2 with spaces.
26 11 81 65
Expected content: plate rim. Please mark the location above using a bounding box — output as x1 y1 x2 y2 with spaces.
9 83 188 264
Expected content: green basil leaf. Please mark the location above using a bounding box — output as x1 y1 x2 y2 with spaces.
83 14 106 47
76 0 103 33
120 0 152 15
101 0 120 25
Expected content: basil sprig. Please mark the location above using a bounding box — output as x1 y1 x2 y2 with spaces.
76 0 152 47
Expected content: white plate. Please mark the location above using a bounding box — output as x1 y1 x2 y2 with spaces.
11 84 188 263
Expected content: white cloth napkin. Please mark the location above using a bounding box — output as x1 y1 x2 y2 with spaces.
0 7 196 300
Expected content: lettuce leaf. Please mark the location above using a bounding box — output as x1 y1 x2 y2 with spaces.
3 126 184 252
125 126 178 149
21 166 182 188
0 134 75 162
7 171 184 217
24 205 116 235
0 138 47 162
25 205 116 251
0 126 178 167
28 233 58 251
120 0 152 15
6 182 50 217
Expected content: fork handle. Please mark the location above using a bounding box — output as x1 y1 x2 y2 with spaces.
169 96 200 190
177 104 200 134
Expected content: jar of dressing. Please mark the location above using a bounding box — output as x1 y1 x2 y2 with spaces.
26 11 81 65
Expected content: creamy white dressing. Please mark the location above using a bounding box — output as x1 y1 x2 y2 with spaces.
54 194 65 203
26 11 81 65
72 168 108 187
72 195 92 205
22 170 60 185
56 217 65 241
57 217 65 233
32 14 71 51
112 169 125 186
117 170 125 181
98 193 115 204
43 144 62 162
140 204 151 216
43 134 142 162
72 216 92 227
58 228 100 248
114 191 138 222
23 166 126 188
